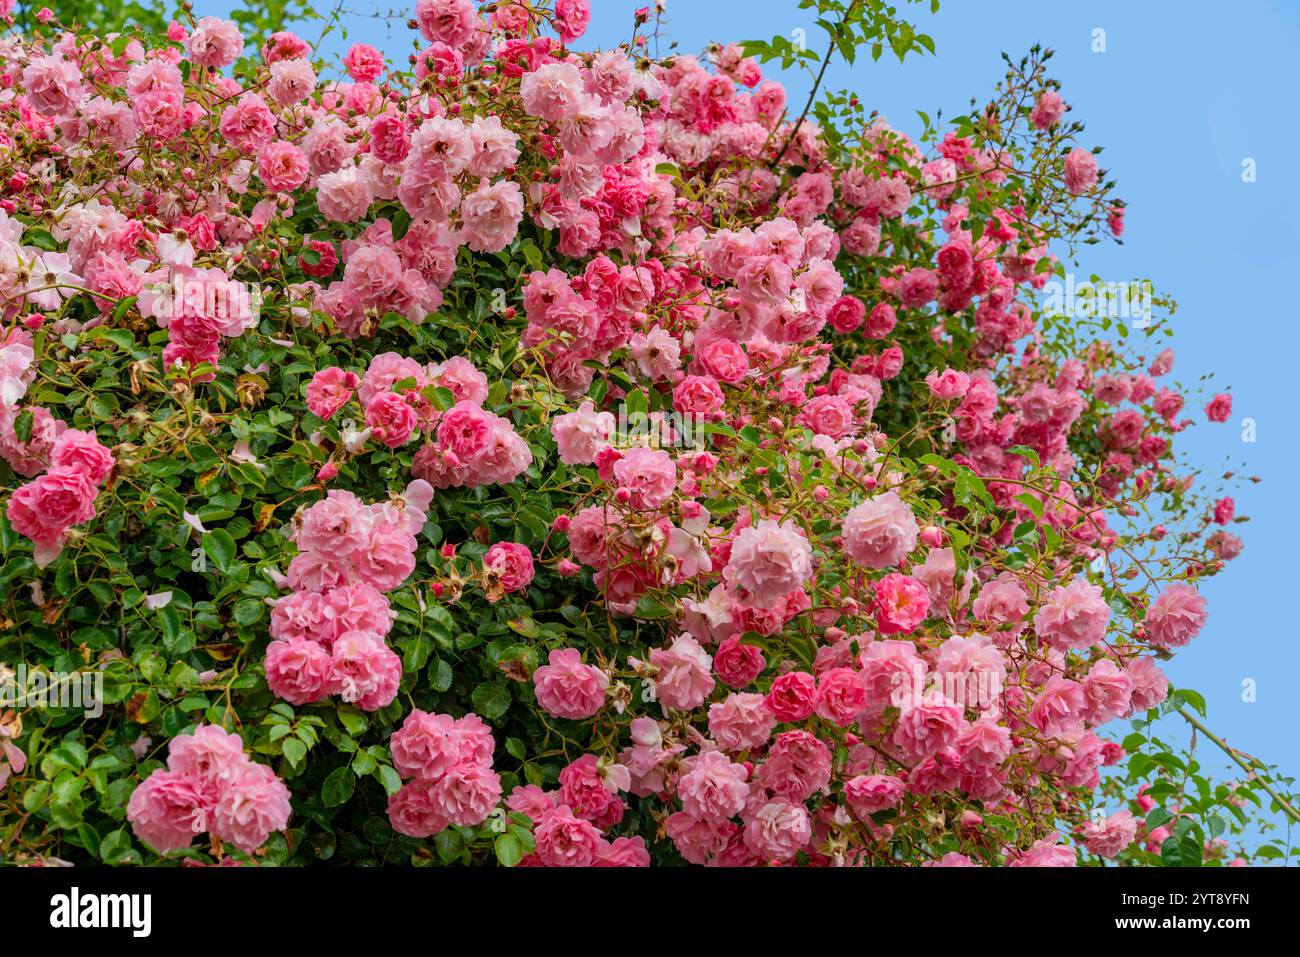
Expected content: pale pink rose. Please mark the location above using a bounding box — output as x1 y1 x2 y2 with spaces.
595 836 651 867
533 648 609 720
708 693 775 752
759 729 831 800
955 718 1012 772
459 179 524 253
843 774 905 816
1008 836 1076 867
467 115 520 177
1082 659 1134 723
326 632 401 711
166 724 250 801
258 140 310 192
353 515 417 591
186 17 245 68
677 751 749 820
800 394 857 438
649 635 715 711
894 700 964 761
551 401 614 465
520 62 586 122
296 489 373 556
972 577 1029 624
843 491 920 568
21 54 85 116
1144 584 1207 649
873 572 930 635
925 368 971 400
317 166 374 223
627 326 682 380
612 446 676 510
7 467 98 562
764 670 817 722
1029 675 1087 738
723 519 813 607
1082 810 1137 859
1030 90 1066 129
553 0 592 41
429 763 502 826
1034 578 1110 651
267 57 315 106
219 94 276 154
415 0 479 48
1125 656 1169 714
305 367 359 420
666 810 737 865
1063 148 1099 195
673 375 725 417
815 667 868 726
437 400 494 460
392 710 470 781
343 43 386 82
365 391 418 448
743 800 810 861
428 356 489 405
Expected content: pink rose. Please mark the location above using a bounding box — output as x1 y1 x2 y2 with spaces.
844 774 905 816
764 671 817 723
723 519 813 608
51 429 113 484
649 635 715 711
533 648 609 720
873 572 930 635
842 491 919 569
210 762 292 852
127 769 206 852
612 446 677 510
265 636 333 705
1063 148 1099 195
1033 578 1110 651
1144 584 1207 649
365 391 418 448
484 541 534 594
306 367 359 420
1204 393 1233 423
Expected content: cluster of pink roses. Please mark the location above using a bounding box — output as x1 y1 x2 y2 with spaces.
505 753 650 866
264 482 433 710
127 725 291 854
3 324 114 566
386 708 502 838
306 352 531 490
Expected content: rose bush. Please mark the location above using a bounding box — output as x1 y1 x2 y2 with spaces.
0 0 1293 867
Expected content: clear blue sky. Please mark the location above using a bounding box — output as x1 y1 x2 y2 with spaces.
208 1 1300 790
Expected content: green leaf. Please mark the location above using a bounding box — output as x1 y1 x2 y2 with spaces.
322 767 356 807
471 682 511 720
495 832 524 867
202 529 237 573
281 737 307 767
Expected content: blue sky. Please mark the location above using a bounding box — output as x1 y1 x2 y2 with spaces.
209 1 1299 797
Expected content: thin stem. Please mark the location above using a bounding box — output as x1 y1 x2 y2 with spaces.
768 0 863 171
1176 706 1300 825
